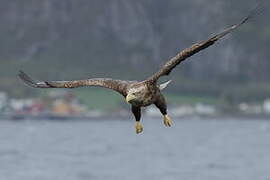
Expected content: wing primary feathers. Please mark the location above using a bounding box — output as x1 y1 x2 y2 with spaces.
211 2 264 41
18 71 52 88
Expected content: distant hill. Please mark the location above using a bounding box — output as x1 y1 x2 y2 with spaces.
1 0 270 99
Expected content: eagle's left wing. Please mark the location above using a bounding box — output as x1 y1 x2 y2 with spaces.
147 8 260 82
18 71 132 96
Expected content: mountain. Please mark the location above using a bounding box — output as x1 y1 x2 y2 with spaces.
1 0 270 98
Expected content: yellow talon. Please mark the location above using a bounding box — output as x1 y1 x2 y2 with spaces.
135 122 143 134
163 115 173 127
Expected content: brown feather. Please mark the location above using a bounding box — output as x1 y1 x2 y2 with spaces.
18 71 133 96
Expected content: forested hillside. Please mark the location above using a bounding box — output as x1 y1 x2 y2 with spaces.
1 0 270 100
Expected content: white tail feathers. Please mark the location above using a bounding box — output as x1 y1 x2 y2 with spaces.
159 80 172 90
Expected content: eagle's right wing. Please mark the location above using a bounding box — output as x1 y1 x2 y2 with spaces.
18 71 132 96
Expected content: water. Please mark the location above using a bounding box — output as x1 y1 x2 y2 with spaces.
0 117 270 180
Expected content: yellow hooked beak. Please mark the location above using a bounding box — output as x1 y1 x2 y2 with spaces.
126 94 136 103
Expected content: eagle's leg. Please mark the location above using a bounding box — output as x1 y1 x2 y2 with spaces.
154 94 173 127
131 106 143 134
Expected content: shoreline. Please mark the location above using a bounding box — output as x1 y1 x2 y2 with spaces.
1 112 270 121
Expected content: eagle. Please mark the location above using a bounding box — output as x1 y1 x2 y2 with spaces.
19 10 258 134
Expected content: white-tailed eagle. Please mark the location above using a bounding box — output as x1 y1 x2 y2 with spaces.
19 8 259 134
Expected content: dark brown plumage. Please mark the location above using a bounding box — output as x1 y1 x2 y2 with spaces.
18 10 257 134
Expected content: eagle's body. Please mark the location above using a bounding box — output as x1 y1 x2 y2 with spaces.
126 81 159 107
19 8 259 134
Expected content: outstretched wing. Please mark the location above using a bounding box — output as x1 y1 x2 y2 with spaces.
18 71 131 96
147 7 261 82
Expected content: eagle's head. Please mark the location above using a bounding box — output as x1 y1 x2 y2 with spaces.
126 84 150 106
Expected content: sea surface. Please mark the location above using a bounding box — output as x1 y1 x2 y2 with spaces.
0 117 270 180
